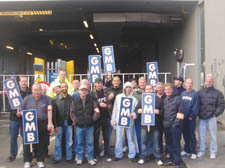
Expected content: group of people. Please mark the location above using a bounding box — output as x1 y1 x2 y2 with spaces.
7 70 224 168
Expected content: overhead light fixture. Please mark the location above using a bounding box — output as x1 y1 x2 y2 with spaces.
0 10 53 16
94 43 97 47
39 28 44 32
83 20 88 28
60 42 64 46
26 52 32 56
90 34 94 40
96 48 100 53
6 45 14 50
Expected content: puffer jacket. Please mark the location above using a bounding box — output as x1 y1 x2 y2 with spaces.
198 87 225 120
163 95 184 128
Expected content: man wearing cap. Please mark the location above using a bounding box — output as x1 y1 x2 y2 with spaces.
70 84 100 166
93 78 114 162
173 76 185 97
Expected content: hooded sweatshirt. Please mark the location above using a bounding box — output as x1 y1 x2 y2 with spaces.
111 82 138 127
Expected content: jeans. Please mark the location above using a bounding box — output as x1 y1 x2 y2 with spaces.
164 126 182 165
182 118 197 154
73 126 78 155
75 126 94 161
135 120 142 154
54 120 73 161
198 117 217 154
140 127 162 160
115 126 136 159
9 120 22 157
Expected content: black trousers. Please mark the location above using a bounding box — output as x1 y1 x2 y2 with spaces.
24 120 49 162
94 119 110 157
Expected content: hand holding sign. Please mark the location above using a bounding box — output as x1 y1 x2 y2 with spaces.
154 109 159 115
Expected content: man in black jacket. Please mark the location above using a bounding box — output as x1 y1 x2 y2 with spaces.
163 83 184 168
7 76 31 162
197 74 224 159
53 82 73 163
70 84 100 166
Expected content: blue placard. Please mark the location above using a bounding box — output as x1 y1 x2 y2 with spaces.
141 93 155 126
3 77 23 110
49 72 58 84
22 109 39 144
89 55 102 83
102 46 116 73
146 62 158 87
118 97 133 128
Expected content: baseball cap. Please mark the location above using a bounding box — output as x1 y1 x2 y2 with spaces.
95 78 103 83
79 84 88 90
174 76 184 83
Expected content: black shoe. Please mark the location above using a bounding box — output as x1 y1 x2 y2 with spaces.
113 157 121 161
52 160 61 164
66 160 74 164
7 156 16 162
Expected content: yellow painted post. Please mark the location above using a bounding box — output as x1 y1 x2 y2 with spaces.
66 60 74 83
34 57 45 82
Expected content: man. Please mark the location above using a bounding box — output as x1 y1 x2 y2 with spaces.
129 78 138 91
70 84 100 166
197 74 224 159
133 77 147 155
180 78 200 159
173 76 185 96
7 76 31 162
53 82 74 163
72 79 80 93
40 84 47 95
48 70 73 98
21 83 53 168
163 83 184 168
93 78 114 161
136 84 164 166
111 82 138 161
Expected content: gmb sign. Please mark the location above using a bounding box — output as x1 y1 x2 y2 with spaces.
141 93 155 126
88 55 102 83
102 46 116 73
3 77 23 109
146 62 158 87
22 109 39 144
118 97 133 127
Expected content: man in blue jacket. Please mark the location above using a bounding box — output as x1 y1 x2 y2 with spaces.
180 78 200 159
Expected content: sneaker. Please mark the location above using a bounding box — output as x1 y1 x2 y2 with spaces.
123 146 128 152
197 152 205 158
166 153 170 159
105 157 112 162
24 162 31 168
181 151 191 157
88 160 96 166
191 154 197 160
210 153 216 159
138 159 144 164
93 158 98 162
156 160 164 166
37 162 45 168
7 156 16 162
75 155 78 162
76 160 83 165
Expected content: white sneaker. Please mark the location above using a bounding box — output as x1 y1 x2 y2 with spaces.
191 154 197 160
37 162 45 168
88 160 96 166
123 146 128 152
210 153 216 159
181 151 191 157
75 155 78 161
197 152 205 158
156 160 164 166
93 158 98 162
76 160 83 165
138 159 144 164
24 162 31 168
166 153 170 159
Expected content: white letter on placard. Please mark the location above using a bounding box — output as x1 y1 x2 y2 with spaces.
12 98 20 107
92 75 98 83
104 48 112 55
122 99 130 107
144 115 151 123
25 122 36 132
25 112 34 121
144 95 152 104
9 89 19 98
121 117 128 125
106 64 113 71
105 56 113 63
27 133 35 142
6 80 15 89
121 108 130 116
91 66 100 74
91 57 98 65
143 105 153 114
149 64 156 71
148 72 157 78
150 80 156 87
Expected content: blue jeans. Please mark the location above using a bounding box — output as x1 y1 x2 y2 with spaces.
135 120 142 154
75 126 94 161
164 126 182 165
140 128 162 160
182 118 197 154
54 120 73 161
115 126 136 159
73 126 78 155
9 120 22 157
198 117 217 154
